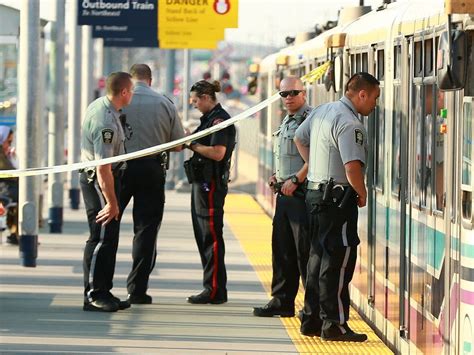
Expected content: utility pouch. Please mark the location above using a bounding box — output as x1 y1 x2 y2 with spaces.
183 159 195 183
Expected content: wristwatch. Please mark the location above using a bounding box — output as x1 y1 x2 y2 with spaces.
290 175 299 185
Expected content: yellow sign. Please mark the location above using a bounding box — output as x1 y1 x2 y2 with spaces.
160 39 219 49
158 27 225 41
158 0 239 28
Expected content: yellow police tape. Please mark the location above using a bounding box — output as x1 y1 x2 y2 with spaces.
0 62 330 178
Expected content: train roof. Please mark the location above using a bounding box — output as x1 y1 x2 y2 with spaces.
343 0 446 47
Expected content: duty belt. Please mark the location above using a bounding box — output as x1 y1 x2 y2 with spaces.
307 180 349 190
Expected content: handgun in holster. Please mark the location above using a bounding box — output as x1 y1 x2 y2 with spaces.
322 178 334 202
84 168 96 183
160 152 169 170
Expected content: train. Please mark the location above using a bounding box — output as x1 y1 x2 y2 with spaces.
235 0 474 353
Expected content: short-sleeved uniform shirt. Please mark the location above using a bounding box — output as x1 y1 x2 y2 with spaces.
192 103 236 173
122 82 184 153
295 95 367 184
273 103 312 182
81 96 125 171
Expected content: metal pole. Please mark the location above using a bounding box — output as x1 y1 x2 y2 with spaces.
165 50 176 96
81 26 94 122
18 0 40 267
47 0 65 233
67 0 82 209
182 49 190 121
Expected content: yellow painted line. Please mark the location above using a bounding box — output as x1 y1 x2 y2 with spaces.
225 194 394 355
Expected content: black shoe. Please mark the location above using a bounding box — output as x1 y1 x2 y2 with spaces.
187 290 227 304
253 301 294 317
297 309 303 322
321 324 367 342
83 298 119 312
6 234 18 245
107 292 130 310
127 293 152 304
300 328 322 337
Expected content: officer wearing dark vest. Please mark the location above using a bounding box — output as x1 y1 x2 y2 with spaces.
80 72 134 312
295 72 380 341
253 76 311 317
121 64 185 305
183 80 236 304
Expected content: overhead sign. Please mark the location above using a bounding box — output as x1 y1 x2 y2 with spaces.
158 0 238 28
77 0 158 26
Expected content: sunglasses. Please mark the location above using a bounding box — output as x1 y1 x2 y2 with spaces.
279 90 303 98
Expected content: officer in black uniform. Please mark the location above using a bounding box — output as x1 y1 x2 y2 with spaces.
295 72 380 341
80 72 134 312
184 80 236 304
253 76 312 317
121 64 184 305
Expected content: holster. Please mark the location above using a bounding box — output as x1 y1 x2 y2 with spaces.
183 155 214 184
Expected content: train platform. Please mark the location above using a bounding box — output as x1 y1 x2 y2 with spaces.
0 190 393 354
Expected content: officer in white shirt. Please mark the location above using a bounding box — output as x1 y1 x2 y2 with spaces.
295 72 380 341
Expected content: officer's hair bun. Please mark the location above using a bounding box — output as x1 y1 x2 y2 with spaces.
212 80 221 93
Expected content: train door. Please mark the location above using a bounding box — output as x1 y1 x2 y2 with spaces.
373 45 387 324
397 35 412 349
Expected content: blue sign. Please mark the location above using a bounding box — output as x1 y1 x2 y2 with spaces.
103 37 158 47
77 0 157 26
0 116 16 127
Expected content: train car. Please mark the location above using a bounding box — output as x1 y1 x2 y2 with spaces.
253 0 474 353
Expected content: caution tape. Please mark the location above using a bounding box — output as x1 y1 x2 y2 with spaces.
301 61 331 84
0 62 330 178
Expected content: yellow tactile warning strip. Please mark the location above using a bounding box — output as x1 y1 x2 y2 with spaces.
225 194 394 354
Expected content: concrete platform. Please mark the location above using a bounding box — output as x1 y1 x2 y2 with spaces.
0 191 297 354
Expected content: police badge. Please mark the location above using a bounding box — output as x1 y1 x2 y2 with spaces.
355 128 364 146
102 129 114 144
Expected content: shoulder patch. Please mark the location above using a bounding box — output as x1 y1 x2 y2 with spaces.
101 129 114 144
212 118 224 126
355 128 364 146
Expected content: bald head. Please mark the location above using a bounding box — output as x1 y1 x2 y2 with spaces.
280 76 304 91
279 76 306 114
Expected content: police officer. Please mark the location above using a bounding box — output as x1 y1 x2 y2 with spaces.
253 76 311 317
184 80 236 304
294 72 380 341
80 72 134 312
121 64 185 305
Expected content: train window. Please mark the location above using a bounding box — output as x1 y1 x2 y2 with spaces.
434 86 445 211
394 45 401 79
413 85 423 205
462 101 472 186
377 50 385 81
392 85 401 196
415 41 423 77
375 87 385 189
422 84 434 208
461 100 472 220
424 38 434 76
351 55 356 75
362 52 368 72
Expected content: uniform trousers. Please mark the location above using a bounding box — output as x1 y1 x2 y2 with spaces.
271 193 310 308
120 158 166 296
191 178 228 300
301 189 358 333
81 172 121 301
